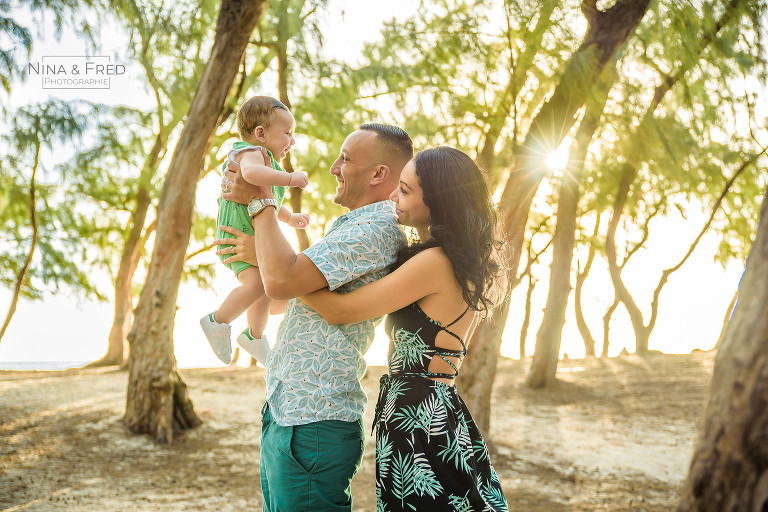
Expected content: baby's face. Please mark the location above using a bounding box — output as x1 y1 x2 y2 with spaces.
260 109 296 161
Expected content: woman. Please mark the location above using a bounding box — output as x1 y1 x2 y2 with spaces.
301 146 509 511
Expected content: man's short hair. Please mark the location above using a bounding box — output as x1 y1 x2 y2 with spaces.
237 96 289 140
359 123 414 163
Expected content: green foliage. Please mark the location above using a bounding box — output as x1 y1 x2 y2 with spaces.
0 0 102 93
0 1 32 92
579 0 768 266
56 104 157 278
3 0 765 321
341 0 576 166
2 0 234 300
0 99 106 300
200 0 362 238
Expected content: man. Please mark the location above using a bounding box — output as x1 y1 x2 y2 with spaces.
216 124 413 511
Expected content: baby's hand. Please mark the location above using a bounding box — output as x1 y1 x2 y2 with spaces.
287 213 310 229
288 172 309 189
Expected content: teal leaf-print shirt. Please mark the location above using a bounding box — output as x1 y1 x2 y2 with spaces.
265 200 407 426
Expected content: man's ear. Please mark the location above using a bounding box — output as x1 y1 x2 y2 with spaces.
370 164 391 185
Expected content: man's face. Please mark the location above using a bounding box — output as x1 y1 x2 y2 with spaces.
329 130 378 210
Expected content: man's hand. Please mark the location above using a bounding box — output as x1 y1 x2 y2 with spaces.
288 172 309 189
287 213 310 229
214 226 259 266
221 146 273 205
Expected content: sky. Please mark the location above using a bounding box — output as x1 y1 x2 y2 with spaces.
0 1 753 369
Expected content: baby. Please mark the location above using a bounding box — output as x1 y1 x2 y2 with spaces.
201 96 309 364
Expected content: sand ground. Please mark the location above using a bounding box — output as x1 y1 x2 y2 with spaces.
0 351 714 511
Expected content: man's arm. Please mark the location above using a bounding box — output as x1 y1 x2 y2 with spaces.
219 160 325 298
215 221 327 299
250 209 328 299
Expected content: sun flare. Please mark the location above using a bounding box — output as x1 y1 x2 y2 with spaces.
545 147 569 175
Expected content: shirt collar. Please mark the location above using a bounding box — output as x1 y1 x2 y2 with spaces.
332 200 396 227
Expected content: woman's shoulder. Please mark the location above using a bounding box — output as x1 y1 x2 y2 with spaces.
406 246 452 273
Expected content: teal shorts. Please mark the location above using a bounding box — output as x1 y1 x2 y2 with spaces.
260 405 364 511
216 197 254 276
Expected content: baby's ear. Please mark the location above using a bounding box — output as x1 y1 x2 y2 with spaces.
254 126 266 141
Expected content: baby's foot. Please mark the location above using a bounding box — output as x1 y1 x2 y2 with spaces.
200 312 233 364
237 329 271 365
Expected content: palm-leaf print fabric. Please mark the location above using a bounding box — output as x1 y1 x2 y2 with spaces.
264 201 407 426
376 303 508 511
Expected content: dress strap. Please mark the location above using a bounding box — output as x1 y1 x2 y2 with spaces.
443 305 472 329
437 305 472 356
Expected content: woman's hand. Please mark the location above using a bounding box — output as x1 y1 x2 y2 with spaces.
214 226 258 266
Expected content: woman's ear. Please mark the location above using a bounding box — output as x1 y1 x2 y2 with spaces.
370 164 391 185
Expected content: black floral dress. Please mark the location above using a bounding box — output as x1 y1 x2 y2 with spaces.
373 302 509 512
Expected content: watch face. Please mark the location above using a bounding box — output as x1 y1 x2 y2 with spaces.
247 199 263 215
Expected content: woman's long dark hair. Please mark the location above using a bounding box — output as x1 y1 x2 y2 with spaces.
395 146 505 314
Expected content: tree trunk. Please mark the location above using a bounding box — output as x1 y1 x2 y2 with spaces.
515 229 553 360
464 0 650 431
0 144 40 343
601 298 618 358
96 127 169 368
604 167 651 353
527 63 613 387
575 216 601 357
90 187 152 367
498 0 652 278
527 173 580 387
461 0 652 425
519 275 536 358
679 187 768 511
456 293 511 436
645 151 764 345
713 289 738 351
608 148 762 355
124 0 265 444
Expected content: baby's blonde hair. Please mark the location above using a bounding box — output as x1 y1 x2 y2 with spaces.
237 96 289 140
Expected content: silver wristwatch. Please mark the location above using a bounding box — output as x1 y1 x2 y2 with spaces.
247 197 277 217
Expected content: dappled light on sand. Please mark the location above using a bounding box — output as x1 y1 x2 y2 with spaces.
1 352 715 511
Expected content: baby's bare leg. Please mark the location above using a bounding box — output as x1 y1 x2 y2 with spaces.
246 294 271 338
214 266 265 324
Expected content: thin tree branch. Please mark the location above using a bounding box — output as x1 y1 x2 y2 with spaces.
1 143 40 343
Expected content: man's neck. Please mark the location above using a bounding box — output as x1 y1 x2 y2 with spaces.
344 196 390 212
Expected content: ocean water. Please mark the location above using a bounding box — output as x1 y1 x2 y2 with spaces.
0 361 91 371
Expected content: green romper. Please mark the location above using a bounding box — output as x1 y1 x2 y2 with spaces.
216 141 288 276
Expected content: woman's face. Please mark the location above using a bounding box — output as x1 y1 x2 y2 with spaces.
390 160 431 230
